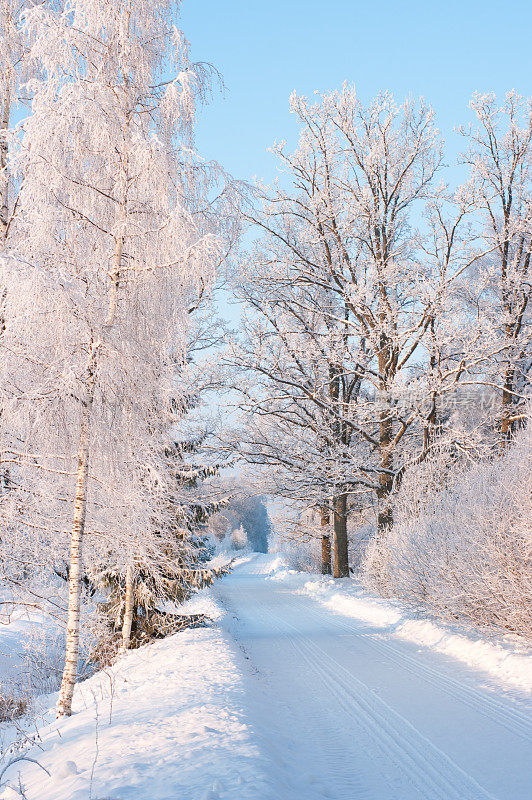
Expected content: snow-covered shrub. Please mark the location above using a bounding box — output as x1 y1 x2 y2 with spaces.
0 685 29 722
281 535 322 573
362 423 532 636
230 525 248 550
347 516 374 572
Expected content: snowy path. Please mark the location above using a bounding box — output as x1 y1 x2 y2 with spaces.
213 555 532 800
3 554 530 800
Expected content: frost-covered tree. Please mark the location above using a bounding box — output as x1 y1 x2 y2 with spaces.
0 1 65 241
460 91 532 443
0 0 232 716
231 86 484 575
0 0 29 239
90 302 233 653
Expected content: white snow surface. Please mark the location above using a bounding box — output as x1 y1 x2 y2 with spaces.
266 558 532 693
1 553 531 800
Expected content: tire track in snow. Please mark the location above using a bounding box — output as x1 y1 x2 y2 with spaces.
259 598 497 800
219 574 499 800
221 582 379 800
292 593 532 740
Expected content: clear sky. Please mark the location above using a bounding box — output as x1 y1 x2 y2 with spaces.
180 0 532 184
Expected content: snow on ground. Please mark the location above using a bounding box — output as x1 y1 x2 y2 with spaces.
264 557 532 693
1 553 531 800
213 554 531 800
1 587 270 800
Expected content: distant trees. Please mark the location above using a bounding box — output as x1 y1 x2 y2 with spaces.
207 492 271 553
0 0 233 716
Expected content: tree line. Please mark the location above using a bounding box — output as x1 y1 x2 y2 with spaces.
230 86 531 590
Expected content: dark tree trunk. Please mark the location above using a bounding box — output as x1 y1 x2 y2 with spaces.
332 493 349 578
320 504 332 575
500 359 517 447
377 395 394 539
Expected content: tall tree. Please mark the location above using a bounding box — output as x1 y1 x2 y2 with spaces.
0 0 230 716
232 86 484 571
460 91 532 444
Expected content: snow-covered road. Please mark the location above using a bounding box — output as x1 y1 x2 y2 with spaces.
3 554 531 800
213 555 532 800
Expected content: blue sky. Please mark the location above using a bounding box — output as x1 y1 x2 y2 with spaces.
181 0 532 184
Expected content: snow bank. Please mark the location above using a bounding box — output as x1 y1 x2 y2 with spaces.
266 557 532 693
1 591 269 800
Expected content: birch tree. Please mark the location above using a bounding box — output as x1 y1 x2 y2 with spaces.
0 0 230 716
0 0 25 240
0 1 58 243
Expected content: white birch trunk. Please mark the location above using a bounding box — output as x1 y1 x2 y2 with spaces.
56 397 92 717
57 200 122 712
120 563 135 652
0 87 11 242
